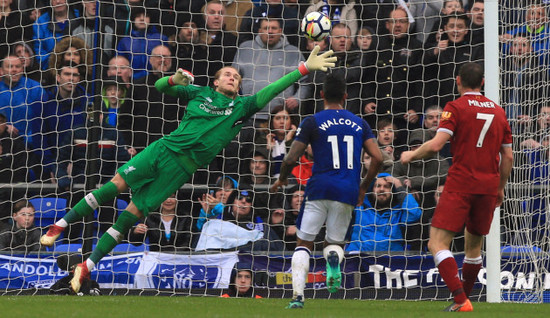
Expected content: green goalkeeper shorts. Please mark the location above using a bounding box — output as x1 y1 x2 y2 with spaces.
117 141 194 216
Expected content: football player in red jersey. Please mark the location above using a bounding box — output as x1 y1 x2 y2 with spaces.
401 62 513 312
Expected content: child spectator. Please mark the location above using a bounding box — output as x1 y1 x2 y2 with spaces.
424 12 483 106
376 119 399 161
101 76 132 131
221 263 262 298
424 0 465 48
356 25 375 51
0 199 41 253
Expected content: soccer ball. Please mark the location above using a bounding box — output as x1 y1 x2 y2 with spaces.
301 11 331 41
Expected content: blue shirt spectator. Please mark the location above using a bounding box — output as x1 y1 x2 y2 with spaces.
0 55 47 144
30 63 88 173
347 173 422 252
116 7 168 80
501 3 550 67
33 1 80 70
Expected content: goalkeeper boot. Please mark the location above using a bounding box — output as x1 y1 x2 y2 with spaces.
443 299 473 312
286 295 304 309
70 262 91 294
40 224 64 247
326 251 341 293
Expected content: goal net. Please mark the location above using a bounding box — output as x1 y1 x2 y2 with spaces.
0 0 547 302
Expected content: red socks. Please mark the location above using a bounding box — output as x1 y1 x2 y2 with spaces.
462 257 483 297
435 251 468 304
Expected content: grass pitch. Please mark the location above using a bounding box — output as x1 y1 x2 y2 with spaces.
0 296 549 318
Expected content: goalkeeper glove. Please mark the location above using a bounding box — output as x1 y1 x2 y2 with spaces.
298 45 337 75
168 68 194 86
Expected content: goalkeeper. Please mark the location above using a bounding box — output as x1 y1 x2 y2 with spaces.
40 46 337 294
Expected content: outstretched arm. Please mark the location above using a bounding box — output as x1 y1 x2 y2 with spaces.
155 68 195 97
254 46 337 110
400 131 451 164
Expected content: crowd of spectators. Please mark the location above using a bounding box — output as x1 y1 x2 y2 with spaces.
0 0 547 254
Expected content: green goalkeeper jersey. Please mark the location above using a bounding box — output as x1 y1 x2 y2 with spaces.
154 69 303 169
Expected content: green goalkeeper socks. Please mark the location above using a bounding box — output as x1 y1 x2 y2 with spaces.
89 211 139 264
63 182 119 224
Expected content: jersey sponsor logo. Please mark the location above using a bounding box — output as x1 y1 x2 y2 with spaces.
319 118 362 132
468 99 496 108
198 98 234 116
123 166 136 175
441 111 452 121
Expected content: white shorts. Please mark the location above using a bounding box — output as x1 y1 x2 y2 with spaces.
296 199 354 244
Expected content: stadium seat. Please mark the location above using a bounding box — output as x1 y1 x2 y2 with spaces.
29 197 68 228
117 199 129 212
54 243 83 253
56 243 147 253
501 245 542 254
112 243 148 253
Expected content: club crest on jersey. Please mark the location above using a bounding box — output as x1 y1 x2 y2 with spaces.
123 166 136 175
232 116 246 128
441 111 452 121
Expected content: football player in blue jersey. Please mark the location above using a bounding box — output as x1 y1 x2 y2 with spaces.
271 73 383 308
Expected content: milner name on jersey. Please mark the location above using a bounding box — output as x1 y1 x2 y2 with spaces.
467 99 496 108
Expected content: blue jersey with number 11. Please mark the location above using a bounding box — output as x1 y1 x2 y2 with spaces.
294 109 375 206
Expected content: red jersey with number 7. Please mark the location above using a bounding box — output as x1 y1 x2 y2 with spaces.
437 92 513 195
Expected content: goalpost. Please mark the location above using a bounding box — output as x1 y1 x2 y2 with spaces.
485 0 500 304
0 0 548 303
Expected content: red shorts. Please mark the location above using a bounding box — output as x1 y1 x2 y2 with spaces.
431 191 497 235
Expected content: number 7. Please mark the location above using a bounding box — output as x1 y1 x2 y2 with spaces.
476 113 494 147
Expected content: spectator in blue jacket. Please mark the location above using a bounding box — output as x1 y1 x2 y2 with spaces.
30 62 88 177
347 173 422 252
0 55 47 144
500 3 550 66
116 7 168 80
33 0 80 70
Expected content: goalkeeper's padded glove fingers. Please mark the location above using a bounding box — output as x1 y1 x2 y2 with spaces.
170 68 195 86
303 45 337 73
